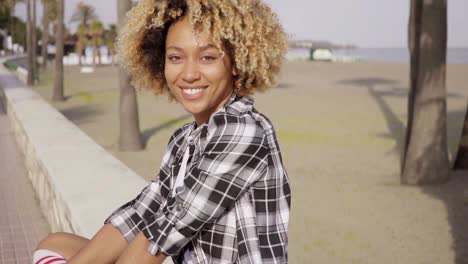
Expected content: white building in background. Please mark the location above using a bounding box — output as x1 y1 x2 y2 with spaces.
310 48 333 61
47 44 113 66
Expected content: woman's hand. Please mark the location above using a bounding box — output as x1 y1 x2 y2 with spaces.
115 232 167 264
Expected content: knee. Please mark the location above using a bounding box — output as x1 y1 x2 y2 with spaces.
36 232 71 251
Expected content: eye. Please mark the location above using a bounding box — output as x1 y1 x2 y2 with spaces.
167 55 182 62
201 55 218 62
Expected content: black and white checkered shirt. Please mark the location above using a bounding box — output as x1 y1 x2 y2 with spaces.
105 93 291 263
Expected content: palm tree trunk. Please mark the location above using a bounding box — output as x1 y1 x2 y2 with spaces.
78 41 82 66
32 0 37 83
92 37 97 66
401 0 449 184
41 0 49 69
117 0 143 151
52 0 64 101
26 0 34 85
402 0 422 172
97 44 101 65
454 105 468 169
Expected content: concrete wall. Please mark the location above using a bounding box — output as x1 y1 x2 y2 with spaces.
0 57 148 239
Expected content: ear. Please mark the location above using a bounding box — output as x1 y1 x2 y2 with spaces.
232 67 238 76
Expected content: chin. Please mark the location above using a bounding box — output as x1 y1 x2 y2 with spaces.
182 103 207 116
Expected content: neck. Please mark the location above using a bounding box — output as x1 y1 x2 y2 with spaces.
194 90 235 126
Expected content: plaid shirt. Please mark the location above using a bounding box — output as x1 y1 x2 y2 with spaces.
105 93 291 264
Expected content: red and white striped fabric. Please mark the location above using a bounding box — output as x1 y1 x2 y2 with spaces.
33 249 67 264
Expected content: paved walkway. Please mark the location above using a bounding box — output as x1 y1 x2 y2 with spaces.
0 99 50 263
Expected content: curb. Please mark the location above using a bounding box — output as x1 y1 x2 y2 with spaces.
0 56 148 239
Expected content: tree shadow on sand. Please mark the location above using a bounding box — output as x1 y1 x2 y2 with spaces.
275 83 293 89
141 114 191 147
60 105 104 125
337 77 468 263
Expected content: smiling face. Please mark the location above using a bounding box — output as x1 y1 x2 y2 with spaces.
164 16 237 126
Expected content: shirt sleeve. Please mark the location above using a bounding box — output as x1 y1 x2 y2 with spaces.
141 114 270 256
104 180 165 242
103 126 186 242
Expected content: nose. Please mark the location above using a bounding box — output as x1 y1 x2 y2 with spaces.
181 60 201 83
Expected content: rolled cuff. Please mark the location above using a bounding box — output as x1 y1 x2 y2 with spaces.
106 206 146 242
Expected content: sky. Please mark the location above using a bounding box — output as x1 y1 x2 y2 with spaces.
14 0 468 48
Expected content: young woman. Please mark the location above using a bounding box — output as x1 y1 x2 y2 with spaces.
34 0 291 263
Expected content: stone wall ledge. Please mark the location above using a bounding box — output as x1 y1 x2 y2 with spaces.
0 56 148 239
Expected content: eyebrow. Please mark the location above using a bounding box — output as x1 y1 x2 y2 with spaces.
166 44 219 52
199 44 219 51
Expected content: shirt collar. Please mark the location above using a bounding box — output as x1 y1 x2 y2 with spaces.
188 91 254 132
178 91 254 159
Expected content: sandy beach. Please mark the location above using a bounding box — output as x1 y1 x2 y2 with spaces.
35 61 468 264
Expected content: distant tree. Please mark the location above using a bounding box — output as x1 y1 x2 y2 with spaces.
0 1 13 39
70 2 98 27
90 20 104 66
5 16 27 49
0 0 24 48
117 0 143 151
75 23 88 65
52 0 64 101
402 0 449 184
104 24 117 65
0 1 11 14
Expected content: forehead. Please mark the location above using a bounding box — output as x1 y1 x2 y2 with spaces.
166 17 216 49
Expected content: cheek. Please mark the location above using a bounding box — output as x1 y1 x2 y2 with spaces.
203 64 232 83
164 64 177 84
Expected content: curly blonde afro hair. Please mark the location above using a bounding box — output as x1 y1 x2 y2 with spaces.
118 0 288 97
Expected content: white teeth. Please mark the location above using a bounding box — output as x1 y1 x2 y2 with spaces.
183 88 203 95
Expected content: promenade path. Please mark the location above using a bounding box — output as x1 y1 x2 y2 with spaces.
0 98 50 263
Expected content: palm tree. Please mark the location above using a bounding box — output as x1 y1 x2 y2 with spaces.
402 0 449 184
26 0 33 85
41 0 49 68
454 109 468 169
40 0 56 69
90 20 104 66
104 24 117 65
31 0 37 82
0 1 13 45
70 2 98 27
117 0 143 150
52 0 64 101
0 0 24 50
75 23 88 65
0 1 11 13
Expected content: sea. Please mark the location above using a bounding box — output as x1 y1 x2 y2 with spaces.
287 47 468 64
333 47 468 64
